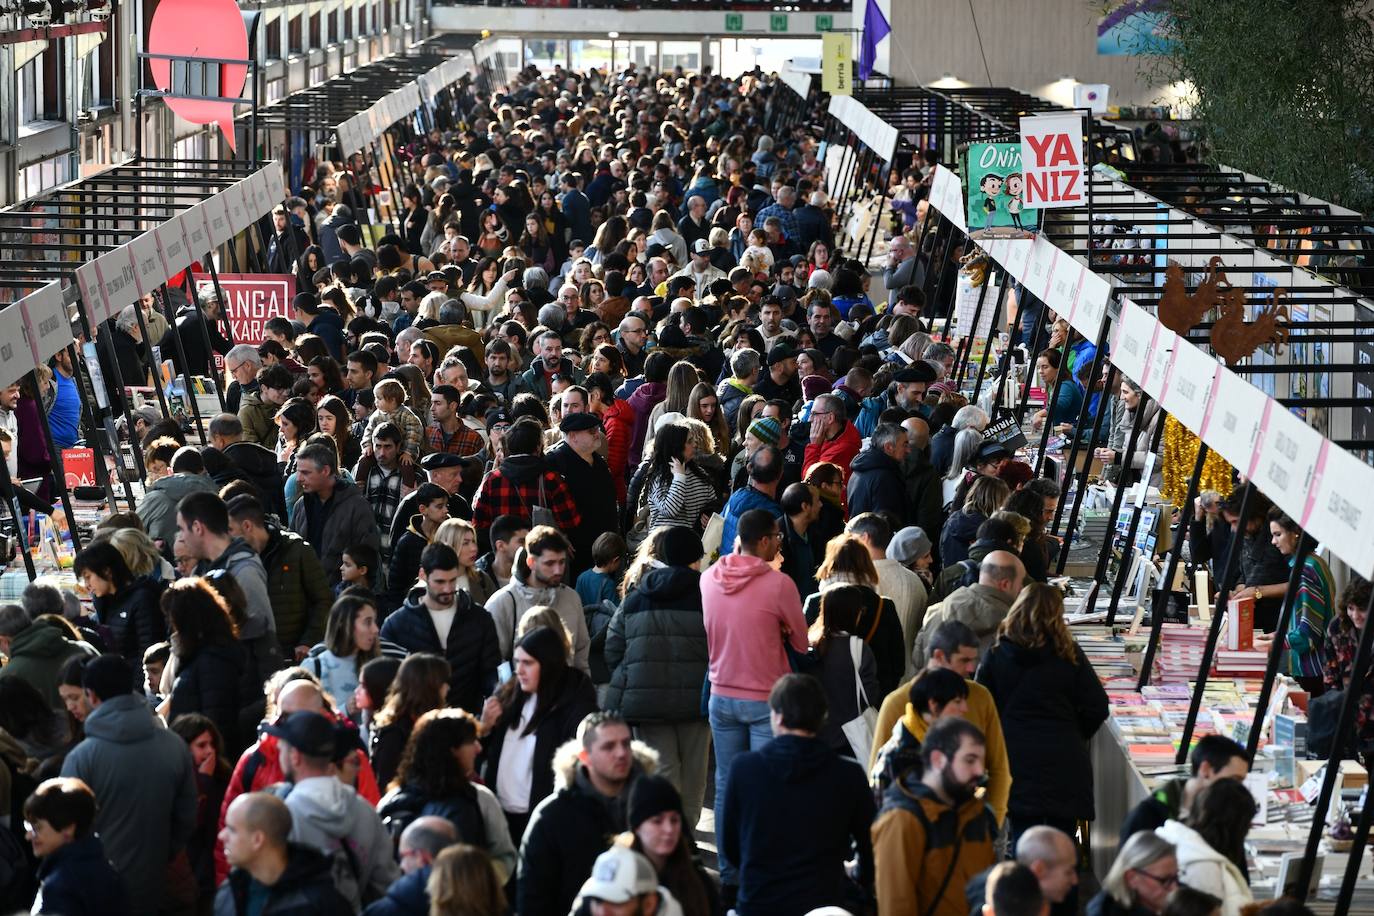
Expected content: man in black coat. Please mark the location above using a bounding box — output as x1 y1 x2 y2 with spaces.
209 413 287 521
378 543 500 717
847 423 910 525
158 286 231 378
545 411 619 578
518 714 645 916
266 206 311 276
217 793 352 916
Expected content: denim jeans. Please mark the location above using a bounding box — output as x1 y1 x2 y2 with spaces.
708 694 774 886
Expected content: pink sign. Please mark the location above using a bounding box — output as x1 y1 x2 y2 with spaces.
147 0 249 150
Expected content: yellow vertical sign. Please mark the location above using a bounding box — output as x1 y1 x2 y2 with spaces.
822 32 851 95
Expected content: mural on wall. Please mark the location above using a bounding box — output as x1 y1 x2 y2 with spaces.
1097 0 1175 56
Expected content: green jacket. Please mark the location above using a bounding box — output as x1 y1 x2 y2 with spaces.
0 622 91 707
260 526 332 651
238 391 278 450
137 472 220 548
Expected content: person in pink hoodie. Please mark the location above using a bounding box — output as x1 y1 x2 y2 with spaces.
701 507 807 894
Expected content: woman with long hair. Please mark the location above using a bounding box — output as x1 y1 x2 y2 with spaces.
304 593 403 726
169 712 231 902
426 844 507 916
476 208 509 258
639 423 719 533
370 653 451 791
274 397 316 477
164 578 249 754
976 583 1108 849
578 321 613 357
1260 509 1334 695
642 361 703 460
805 584 881 758
687 383 730 459
432 518 498 607
800 535 905 696
1004 488 1053 583
619 776 724 916
315 394 361 470
307 355 345 401
479 626 597 839
940 475 1012 569
587 215 628 265
376 709 517 881
536 189 569 262
519 212 557 274
74 540 166 667
1155 780 1255 914
295 244 325 295
466 257 502 297
1031 347 1084 431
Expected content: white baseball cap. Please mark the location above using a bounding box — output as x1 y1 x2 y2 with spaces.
576 847 658 904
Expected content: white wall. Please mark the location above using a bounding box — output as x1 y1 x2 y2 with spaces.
432 6 849 38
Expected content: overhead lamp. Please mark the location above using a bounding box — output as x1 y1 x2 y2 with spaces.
608 31 619 39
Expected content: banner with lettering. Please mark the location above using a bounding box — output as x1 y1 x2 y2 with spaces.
190 272 295 368
962 142 1040 240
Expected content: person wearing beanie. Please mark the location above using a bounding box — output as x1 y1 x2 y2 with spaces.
800 374 832 403
624 775 724 916
605 525 712 833
753 345 802 405
889 526 935 579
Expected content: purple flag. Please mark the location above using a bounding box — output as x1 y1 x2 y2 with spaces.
859 0 890 81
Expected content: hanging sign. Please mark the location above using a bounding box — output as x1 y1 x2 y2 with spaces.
822 32 851 96
964 142 1039 239
1020 114 1087 209
191 272 294 351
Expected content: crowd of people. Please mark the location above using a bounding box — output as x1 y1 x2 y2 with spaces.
0 57 1343 916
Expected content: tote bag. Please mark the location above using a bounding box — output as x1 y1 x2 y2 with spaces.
840 635 878 761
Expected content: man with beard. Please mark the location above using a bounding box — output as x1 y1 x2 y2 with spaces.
872 717 998 916
887 362 937 417
379 543 500 716
484 524 590 672
520 329 584 401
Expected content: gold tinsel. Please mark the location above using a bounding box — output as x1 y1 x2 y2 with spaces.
1160 414 1234 509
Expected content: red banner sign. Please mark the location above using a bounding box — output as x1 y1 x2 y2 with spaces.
191 272 295 368
62 447 97 488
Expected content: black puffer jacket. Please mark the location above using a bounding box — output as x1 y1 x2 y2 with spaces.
603 565 708 722
169 642 249 753
975 638 1109 821
215 843 352 916
376 783 486 850
94 576 166 668
378 591 501 718
223 440 287 519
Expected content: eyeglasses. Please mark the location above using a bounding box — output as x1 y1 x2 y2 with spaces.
1134 870 1179 889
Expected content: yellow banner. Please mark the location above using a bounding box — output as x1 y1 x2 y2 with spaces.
822 32 851 96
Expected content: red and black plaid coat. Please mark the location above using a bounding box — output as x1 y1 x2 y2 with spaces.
472 459 582 533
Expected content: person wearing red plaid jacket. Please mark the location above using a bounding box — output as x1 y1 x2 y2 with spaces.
471 416 581 539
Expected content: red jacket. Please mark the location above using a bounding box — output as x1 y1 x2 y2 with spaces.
602 397 636 505
214 730 380 884
803 420 862 484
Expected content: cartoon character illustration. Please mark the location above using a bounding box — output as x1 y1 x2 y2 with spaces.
979 174 1003 222
1005 172 1025 230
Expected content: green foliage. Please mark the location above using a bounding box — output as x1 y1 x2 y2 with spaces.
1156 0 1374 210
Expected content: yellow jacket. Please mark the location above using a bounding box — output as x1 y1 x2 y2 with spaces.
870 675 1011 825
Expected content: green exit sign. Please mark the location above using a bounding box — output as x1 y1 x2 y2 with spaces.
770 13 788 31
815 14 833 30
725 12 743 31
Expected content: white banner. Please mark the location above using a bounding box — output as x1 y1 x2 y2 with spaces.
1020 114 1087 209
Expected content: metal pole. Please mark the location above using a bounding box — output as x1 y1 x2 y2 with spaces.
970 276 1008 403
1016 297 1046 420
0 452 39 581
1244 533 1314 761
159 287 210 442
1174 483 1257 765
1051 313 1112 536
1104 417 1167 622
1031 337 1072 477
1053 361 1117 573
953 271 991 388
28 369 81 545
1137 443 1211 689
1094 394 1148 609
1335 757 1374 910
1299 585 1374 899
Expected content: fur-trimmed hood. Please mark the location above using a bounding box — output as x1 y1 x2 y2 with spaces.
551 737 660 790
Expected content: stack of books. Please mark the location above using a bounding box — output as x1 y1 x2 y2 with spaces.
1154 623 1208 683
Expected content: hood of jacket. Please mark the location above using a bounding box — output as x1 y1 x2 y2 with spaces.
224 440 279 476
307 309 344 334
148 472 218 501
82 692 158 744
944 583 1015 636
498 453 547 486
944 510 986 546
851 445 899 475
9 620 79 662
705 553 775 596
627 381 666 411
215 536 261 571
636 565 701 603
95 575 163 617
753 734 836 784
286 775 369 841
552 738 659 791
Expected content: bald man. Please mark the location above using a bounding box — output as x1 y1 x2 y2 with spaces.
277 678 325 715
217 793 351 915
965 825 1079 916
915 550 1026 660
365 816 459 916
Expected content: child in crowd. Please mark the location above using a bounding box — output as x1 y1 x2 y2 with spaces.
143 641 171 704
576 531 626 607
361 378 424 463
143 437 179 485
338 542 380 596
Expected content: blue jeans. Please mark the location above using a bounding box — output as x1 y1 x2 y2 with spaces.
709 694 774 886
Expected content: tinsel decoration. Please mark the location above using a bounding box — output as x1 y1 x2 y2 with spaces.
1160 414 1234 509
